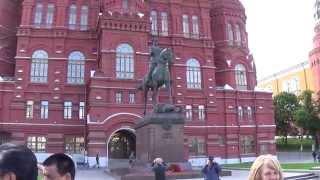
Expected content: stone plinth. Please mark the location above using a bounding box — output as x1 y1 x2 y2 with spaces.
135 112 185 163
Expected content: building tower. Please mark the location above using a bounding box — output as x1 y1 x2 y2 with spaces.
211 0 256 91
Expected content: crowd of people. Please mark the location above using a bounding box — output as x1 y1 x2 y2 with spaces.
0 142 284 180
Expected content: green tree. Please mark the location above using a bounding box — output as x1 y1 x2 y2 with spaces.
294 90 320 150
274 92 299 144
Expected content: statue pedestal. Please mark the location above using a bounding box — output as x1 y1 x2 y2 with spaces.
135 112 185 163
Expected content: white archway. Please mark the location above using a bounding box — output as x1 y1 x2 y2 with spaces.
106 127 136 167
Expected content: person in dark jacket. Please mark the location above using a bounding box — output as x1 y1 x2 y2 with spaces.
312 151 317 162
152 157 167 180
202 156 221 180
96 153 100 168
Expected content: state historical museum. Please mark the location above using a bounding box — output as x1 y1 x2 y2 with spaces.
0 0 275 166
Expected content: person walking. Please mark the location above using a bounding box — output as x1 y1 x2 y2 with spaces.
317 152 320 163
201 156 221 180
152 157 167 180
248 154 283 180
96 153 100 168
312 151 317 162
129 151 135 168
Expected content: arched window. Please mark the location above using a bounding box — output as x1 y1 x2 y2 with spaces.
67 51 85 84
235 24 241 46
186 58 201 89
68 5 77 30
235 64 247 90
116 44 134 79
30 50 48 83
227 23 233 45
150 11 158 35
80 6 88 31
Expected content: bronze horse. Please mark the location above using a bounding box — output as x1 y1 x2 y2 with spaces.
138 48 173 115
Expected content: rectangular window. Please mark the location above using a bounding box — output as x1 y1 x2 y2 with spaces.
40 101 49 119
186 105 192 121
247 106 253 121
217 135 225 146
161 12 168 36
123 0 129 10
129 93 135 104
46 4 55 28
27 136 46 153
69 5 77 30
80 6 88 31
198 105 205 121
34 3 43 27
235 24 241 46
188 136 205 156
79 102 85 120
65 136 85 154
240 135 255 154
182 14 189 38
64 101 73 119
238 106 243 121
116 92 122 104
26 101 34 119
192 15 199 39
150 11 158 35
227 23 234 46
260 144 268 154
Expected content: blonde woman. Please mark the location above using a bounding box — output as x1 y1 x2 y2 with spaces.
248 154 283 180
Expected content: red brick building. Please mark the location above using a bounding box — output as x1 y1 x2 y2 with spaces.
0 0 275 167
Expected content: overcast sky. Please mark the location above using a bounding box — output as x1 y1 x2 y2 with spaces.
240 0 315 80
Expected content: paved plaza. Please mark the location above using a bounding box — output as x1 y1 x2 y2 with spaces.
76 169 312 180
76 169 117 180
75 152 316 180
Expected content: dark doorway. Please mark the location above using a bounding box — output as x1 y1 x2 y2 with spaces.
108 130 135 159
0 132 11 145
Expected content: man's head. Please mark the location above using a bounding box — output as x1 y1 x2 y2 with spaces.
0 143 38 180
208 156 214 161
42 153 75 180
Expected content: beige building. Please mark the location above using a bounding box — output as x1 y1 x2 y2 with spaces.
258 61 315 96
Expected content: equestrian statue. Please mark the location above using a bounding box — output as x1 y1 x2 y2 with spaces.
138 42 177 115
